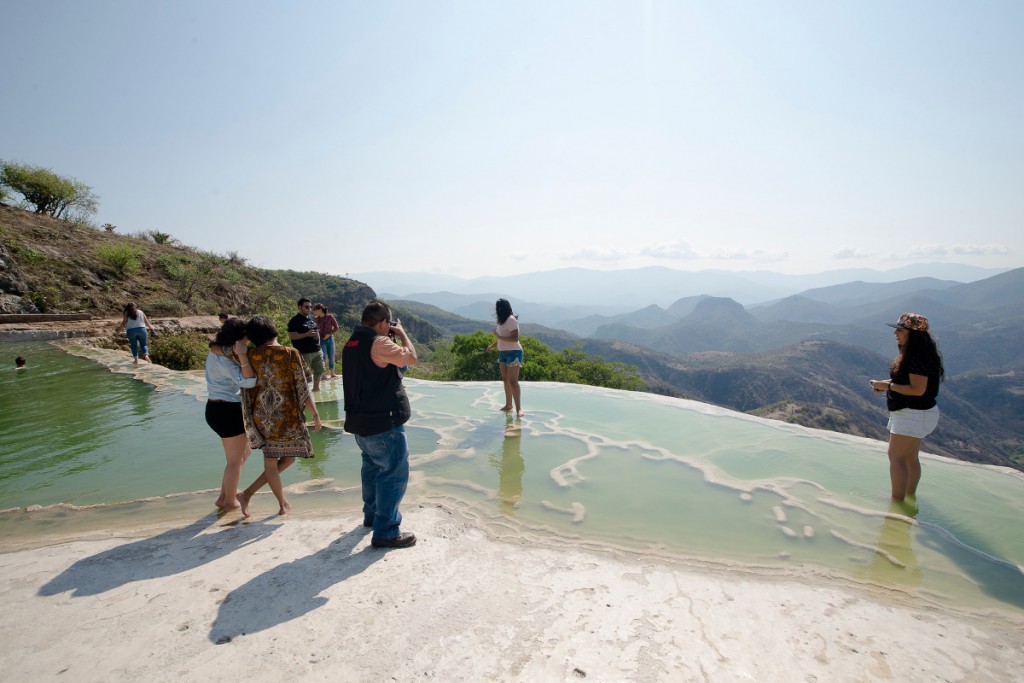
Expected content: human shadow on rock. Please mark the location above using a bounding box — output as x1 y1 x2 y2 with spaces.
38 514 276 597
208 525 379 643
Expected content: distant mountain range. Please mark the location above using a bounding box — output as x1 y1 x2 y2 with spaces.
6 203 1016 472
386 266 1024 471
358 263 1006 311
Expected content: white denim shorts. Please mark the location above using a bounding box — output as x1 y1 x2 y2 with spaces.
888 406 939 439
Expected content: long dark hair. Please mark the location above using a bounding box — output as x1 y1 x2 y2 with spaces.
495 298 514 325
892 329 945 381
211 318 247 348
124 302 138 320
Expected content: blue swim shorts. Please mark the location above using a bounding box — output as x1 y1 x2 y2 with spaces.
497 349 524 367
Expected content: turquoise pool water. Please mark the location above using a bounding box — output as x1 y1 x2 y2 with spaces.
1 340 1022 619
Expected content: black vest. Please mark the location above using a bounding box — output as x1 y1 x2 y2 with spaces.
341 325 411 436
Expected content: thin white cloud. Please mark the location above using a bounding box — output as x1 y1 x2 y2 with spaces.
908 243 1010 257
834 247 875 259
558 247 632 263
559 240 701 264
638 241 701 260
706 247 789 262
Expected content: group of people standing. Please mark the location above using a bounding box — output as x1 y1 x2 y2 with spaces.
286 298 341 392
203 314 321 518
194 296 939 551
202 299 420 549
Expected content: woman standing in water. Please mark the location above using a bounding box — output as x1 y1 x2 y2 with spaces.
117 302 156 364
870 313 944 502
313 303 340 381
238 316 321 517
204 318 256 511
485 298 524 417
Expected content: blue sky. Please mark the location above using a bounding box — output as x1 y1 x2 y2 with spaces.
2 1 1022 278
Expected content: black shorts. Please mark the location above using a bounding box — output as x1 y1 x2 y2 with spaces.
205 400 245 439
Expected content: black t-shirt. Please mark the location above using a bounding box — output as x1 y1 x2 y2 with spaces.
288 313 321 354
887 353 940 411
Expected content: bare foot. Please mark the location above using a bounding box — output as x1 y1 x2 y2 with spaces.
238 490 252 519
215 489 244 509
499 405 512 412
517 410 524 418
278 501 291 516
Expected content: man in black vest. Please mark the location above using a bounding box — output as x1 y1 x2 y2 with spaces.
342 301 418 548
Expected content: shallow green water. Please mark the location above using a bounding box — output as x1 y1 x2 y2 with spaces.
1 341 1022 618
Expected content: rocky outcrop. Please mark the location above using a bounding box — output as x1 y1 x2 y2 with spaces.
0 242 39 314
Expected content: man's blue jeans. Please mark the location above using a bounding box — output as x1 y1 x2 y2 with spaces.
355 425 409 540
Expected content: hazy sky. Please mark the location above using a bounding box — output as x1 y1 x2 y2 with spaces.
3 1 1022 278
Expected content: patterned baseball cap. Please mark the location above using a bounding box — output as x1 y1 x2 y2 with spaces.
887 312 929 332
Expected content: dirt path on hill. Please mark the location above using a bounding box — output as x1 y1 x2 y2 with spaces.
0 315 221 342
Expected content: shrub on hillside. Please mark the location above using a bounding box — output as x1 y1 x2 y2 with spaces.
95 243 143 277
27 285 60 313
149 331 209 371
146 230 177 245
430 330 645 391
157 254 217 305
149 298 188 316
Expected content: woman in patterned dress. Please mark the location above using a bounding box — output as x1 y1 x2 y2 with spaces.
238 315 321 517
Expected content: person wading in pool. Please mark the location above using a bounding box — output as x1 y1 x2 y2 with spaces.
870 312 944 503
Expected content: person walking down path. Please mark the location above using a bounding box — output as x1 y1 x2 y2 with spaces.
485 298 524 417
870 312 944 503
342 301 418 549
117 302 156 364
288 297 325 392
204 318 256 512
239 315 321 518
314 303 340 381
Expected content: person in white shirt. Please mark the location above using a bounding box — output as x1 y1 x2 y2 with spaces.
117 302 156 364
204 318 257 511
485 298 524 417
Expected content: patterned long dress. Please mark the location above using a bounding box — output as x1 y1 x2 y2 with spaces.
241 344 315 459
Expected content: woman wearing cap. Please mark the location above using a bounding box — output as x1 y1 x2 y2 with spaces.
870 313 944 502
